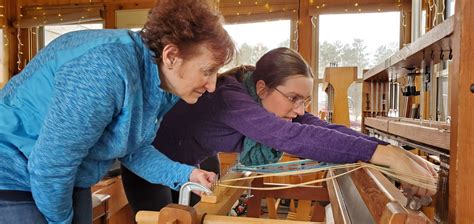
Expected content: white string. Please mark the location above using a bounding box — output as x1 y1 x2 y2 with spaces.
218 162 437 192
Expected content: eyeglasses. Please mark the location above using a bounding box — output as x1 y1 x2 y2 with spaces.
273 88 312 108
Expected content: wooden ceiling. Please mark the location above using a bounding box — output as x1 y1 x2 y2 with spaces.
15 0 412 20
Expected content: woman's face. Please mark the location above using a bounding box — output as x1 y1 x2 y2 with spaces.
257 75 313 121
161 45 220 104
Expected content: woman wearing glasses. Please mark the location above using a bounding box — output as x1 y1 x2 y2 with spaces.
122 47 437 214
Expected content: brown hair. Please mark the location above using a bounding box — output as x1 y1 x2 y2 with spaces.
220 65 255 82
221 48 313 87
252 47 313 88
141 0 235 66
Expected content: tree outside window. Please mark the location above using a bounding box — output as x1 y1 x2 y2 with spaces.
223 20 291 71
318 12 400 130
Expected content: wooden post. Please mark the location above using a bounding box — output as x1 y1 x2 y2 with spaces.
297 0 312 63
449 0 474 223
5 0 17 77
298 0 316 114
323 67 357 127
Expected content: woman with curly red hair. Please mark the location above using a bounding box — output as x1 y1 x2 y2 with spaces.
0 0 234 223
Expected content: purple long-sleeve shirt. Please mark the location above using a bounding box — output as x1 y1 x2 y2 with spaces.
155 75 387 166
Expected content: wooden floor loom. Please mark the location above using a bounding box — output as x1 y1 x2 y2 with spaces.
135 162 433 224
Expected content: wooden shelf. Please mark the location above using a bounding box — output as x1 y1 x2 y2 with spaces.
364 117 450 150
364 16 455 81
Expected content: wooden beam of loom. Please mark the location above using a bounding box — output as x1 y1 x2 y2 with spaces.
246 177 330 222
327 167 431 224
194 171 255 215
364 117 450 150
136 204 323 224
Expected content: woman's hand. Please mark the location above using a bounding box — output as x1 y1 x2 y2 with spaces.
370 145 438 196
189 168 217 190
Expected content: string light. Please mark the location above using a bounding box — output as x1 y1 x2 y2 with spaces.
17 25 24 71
432 0 445 26
310 16 318 29
10 2 106 71
309 1 407 14
1 0 7 47
227 1 301 21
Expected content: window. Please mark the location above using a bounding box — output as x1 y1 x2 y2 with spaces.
223 20 291 71
43 23 103 47
318 12 400 129
318 12 400 78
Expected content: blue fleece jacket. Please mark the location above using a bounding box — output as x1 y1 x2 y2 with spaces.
0 30 194 223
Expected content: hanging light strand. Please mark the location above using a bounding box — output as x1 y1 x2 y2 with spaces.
432 0 445 27
16 24 24 71
1 0 8 47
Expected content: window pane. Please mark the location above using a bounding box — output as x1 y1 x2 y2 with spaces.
348 83 362 131
223 20 291 71
318 12 400 129
44 23 103 46
318 12 400 79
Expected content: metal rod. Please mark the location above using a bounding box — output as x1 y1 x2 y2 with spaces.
179 182 213 206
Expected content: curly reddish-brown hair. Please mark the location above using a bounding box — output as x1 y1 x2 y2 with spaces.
141 0 235 66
